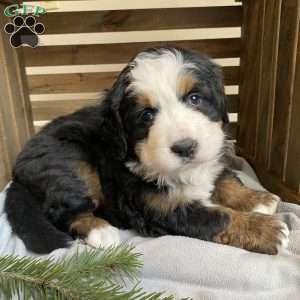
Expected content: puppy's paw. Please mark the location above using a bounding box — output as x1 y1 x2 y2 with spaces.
252 193 280 215
277 221 289 250
85 225 120 248
250 215 289 254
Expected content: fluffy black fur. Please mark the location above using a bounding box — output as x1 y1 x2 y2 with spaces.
5 47 230 253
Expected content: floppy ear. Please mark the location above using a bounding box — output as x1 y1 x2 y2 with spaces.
102 67 130 160
220 91 229 124
212 64 229 124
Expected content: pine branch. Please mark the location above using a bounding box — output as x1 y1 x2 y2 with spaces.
62 245 143 282
0 245 183 300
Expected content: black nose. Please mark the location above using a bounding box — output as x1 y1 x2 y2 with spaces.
170 138 198 158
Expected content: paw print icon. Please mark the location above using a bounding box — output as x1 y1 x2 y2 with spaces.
4 16 45 48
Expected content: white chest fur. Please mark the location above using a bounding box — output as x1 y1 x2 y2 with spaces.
166 159 224 206
126 158 224 207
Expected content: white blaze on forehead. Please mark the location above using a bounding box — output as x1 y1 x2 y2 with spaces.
129 49 196 106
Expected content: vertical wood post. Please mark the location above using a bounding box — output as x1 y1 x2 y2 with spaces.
0 3 34 189
239 0 300 204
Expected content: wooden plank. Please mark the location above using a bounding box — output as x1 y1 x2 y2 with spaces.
256 0 282 167
24 0 241 12
38 28 241 46
227 95 239 113
29 72 117 94
25 58 240 75
28 66 239 94
237 0 265 159
285 30 300 192
32 99 100 121
270 0 300 179
0 4 34 189
41 7 242 34
23 39 241 66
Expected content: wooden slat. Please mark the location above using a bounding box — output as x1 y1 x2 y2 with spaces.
0 5 34 189
29 72 117 94
286 30 300 192
227 95 239 113
256 0 282 167
237 0 265 159
24 0 241 12
38 28 241 46
32 100 100 121
25 58 240 75
270 0 300 179
41 7 242 34
31 95 240 121
23 39 241 66
28 66 239 94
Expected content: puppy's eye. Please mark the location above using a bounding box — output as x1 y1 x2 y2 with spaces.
140 108 155 122
187 93 203 106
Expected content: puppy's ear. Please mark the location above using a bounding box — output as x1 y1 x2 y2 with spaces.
212 65 229 124
221 92 229 124
102 67 130 160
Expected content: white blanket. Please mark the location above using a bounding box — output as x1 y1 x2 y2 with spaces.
1 160 300 300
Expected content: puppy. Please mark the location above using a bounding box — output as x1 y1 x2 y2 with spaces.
5 47 289 254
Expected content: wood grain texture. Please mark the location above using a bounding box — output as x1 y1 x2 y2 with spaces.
37 27 240 47
28 66 240 94
226 95 239 113
41 7 242 34
256 0 282 168
23 39 241 66
286 30 300 192
32 100 100 121
270 0 300 179
24 0 241 12
0 5 34 189
237 0 265 160
25 58 240 75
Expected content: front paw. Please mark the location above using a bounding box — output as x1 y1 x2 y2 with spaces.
252 193 280 215
85 225 120 248
245 214 289 254
215 212 289 255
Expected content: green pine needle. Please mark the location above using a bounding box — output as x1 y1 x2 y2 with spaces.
0 244 186 300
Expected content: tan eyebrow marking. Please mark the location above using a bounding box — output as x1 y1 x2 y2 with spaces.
135 92 157 108
177 73 196 97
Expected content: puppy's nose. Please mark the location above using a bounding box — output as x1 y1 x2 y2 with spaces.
171 138 198 158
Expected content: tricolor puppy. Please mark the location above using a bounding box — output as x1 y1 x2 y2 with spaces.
5 47 289 255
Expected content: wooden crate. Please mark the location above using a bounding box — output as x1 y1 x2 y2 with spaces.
0 0 299 204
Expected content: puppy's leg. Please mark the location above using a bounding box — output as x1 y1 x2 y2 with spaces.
213 176 279 214
70 213 120 248
142 204 288 254
211 207 289 254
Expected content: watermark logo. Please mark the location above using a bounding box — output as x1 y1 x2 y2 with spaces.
4 4 46 17
3 4 46 48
